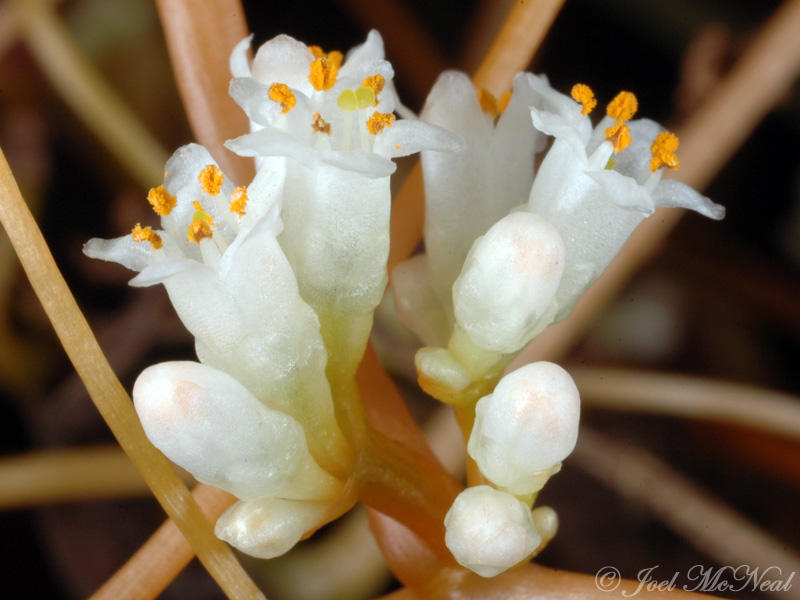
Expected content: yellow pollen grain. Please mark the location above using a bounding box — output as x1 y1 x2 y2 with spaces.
230 186 248 216
312 112 331 135
198 165 224 195
606 90 638 121
604 121 632 153
650 131 681 172
570 83 597 116
362 74 385 106
476 88 499 119
146 184 176 216
366 111 395 135
498 90 512 115
308 48 342 91
268 83 296 114
131 223 162 250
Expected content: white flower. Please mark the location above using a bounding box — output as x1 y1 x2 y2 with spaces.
225 31 460 351
84 144 351 484
393 71 552 340
527 83 726 320
467 361 580 495
444 485 540 578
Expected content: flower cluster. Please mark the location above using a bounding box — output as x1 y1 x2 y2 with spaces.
85 27 724 577
392 73 724 575
85 31 457 558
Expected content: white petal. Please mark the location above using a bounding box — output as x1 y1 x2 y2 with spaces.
468 362 580 494
611 118 664 182
226 129 395 177
588 170 656 214
129 257 194 287
444 486 540 578
216 497 336 559
133 361 343 501
372 119 463 158
251 34 315 96
229 35 253 78
280 162 391 315
653 178 725 219
229 77 283 127
83 234 153 272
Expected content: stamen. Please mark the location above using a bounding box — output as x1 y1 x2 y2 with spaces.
229 187 248 216
650 131 681 172
146 185 176 216
570 83 597 116
308 48 342 91
362 74 385 106
604 121 632 153
366 112 395 135
312 112 331 135
606 91 638 121
188 200 214 243
198 165 224 196
498 91 512 115
476 88 499 119
131 223 162 249
355 86 375 109
268 83 296 114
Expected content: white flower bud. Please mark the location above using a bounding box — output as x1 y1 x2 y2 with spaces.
468 362 579 495
452 211 565 354
215 497 333 559
133 361 343 501
444 486 540 577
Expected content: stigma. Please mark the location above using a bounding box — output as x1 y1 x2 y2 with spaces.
131 223 162 249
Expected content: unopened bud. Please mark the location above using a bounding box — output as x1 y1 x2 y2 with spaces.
452 212 564 353
444 485 540 577
468 361 580 495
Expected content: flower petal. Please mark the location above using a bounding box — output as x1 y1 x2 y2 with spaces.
653 178 725 219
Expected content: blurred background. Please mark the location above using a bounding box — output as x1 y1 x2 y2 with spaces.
0 0 798 598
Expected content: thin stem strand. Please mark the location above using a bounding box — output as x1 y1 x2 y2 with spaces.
516 0 800 365
91 484 236 600
154 0 253 185
573 429 800 583
572 367 800 442
12 0 167 187
387 0 565 274
0 149 264 600
0 446 152 509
